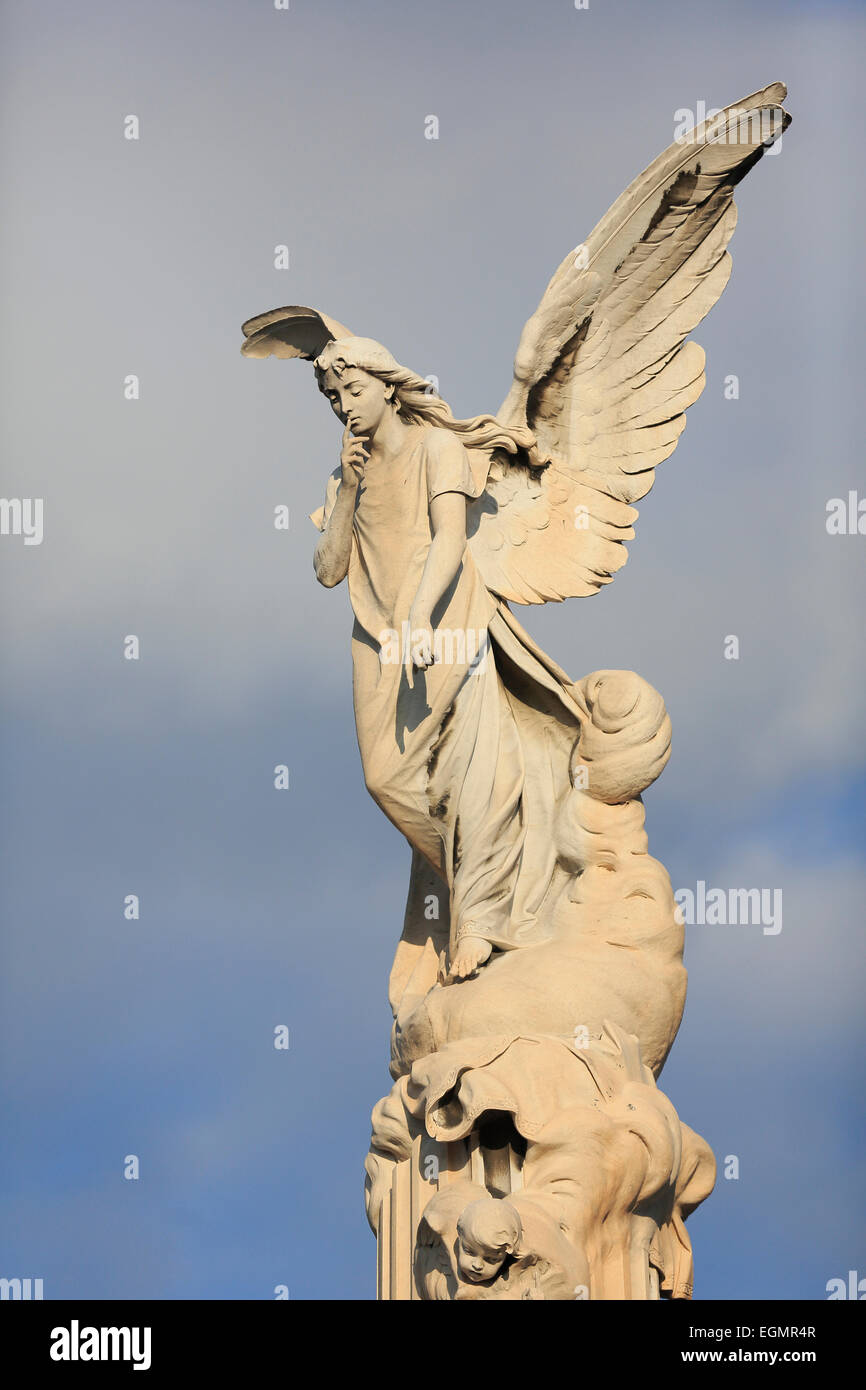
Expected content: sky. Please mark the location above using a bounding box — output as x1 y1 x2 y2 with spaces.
0 0 864 1301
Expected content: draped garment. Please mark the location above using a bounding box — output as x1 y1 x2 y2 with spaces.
312 425 587 954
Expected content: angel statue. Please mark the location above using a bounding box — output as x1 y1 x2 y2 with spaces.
242 82 789 1299
241 83 788 996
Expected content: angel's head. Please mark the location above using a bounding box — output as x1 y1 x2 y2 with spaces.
455 1198 522 1284
313 339 401 438
314 335 542 464
315 337 446 437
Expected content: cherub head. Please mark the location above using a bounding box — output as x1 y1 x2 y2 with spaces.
455 1198 522 1284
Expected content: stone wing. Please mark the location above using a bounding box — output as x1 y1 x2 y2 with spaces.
468 83 790 603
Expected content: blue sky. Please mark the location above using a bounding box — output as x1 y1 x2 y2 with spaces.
0 0 864 1299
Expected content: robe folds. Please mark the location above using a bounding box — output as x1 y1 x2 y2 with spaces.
312 424 587 954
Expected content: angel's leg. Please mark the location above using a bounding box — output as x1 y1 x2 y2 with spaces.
428 655 527 977
388 849 449 1016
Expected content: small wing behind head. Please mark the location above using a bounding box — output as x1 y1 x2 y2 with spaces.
240 305 354 359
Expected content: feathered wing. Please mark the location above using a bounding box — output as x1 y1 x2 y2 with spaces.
240 305 353 360
469 82 791 604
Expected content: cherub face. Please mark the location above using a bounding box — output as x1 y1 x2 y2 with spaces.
457 1233 506 1284
319 365 393 439
455 1197 522 1284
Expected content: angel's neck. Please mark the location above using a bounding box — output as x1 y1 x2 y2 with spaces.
368 411 417 463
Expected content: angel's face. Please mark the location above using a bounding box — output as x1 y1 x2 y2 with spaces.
320 365 393 439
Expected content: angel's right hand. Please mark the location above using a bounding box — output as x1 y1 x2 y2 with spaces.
340 423 369 488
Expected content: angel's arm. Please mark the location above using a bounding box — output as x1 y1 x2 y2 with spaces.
313 426 368 588
409 492 467 624
410 431 479 631
313 479 356 587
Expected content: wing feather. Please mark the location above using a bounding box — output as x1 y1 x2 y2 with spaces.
468 83 790 602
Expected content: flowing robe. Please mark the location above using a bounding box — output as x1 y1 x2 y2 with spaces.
312 425 587 957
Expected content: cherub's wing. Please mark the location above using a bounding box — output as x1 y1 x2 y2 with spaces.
419 1180 489 1240
469 83 790 604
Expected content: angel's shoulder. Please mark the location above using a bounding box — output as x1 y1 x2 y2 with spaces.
418 425 465 455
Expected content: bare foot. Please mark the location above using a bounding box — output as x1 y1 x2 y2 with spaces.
447 936 492 981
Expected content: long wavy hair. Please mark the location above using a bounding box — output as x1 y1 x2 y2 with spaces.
314 337 544 469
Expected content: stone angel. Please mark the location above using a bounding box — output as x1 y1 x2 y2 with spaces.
240 83 789 986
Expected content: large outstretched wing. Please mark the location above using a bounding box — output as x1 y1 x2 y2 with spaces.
469 82 790 604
